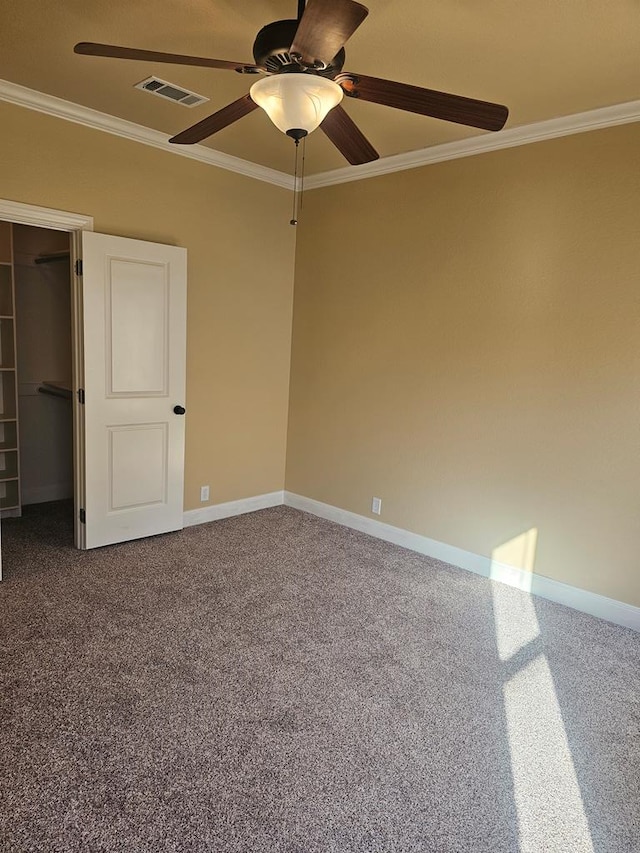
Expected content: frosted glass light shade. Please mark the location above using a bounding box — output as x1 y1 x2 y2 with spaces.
250 73 343 136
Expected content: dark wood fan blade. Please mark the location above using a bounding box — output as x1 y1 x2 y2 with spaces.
169 95 258 144
74 42 263 73
320 105 378 164
338 73 508 131
291 0 368 66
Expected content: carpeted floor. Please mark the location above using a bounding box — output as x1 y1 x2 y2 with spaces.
1 502 638 852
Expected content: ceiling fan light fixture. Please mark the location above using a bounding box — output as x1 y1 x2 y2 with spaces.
250 73 343 137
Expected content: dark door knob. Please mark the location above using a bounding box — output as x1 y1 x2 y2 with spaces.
173 405 186 415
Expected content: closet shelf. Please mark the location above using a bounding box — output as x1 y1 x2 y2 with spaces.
0 222 19 520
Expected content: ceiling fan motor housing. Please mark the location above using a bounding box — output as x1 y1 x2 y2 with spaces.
252 19 346 76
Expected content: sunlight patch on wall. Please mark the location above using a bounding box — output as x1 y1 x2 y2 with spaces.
490 527 538 593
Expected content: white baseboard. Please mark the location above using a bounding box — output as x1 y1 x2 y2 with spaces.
22 483 73 505
179 488 639 632
283 491 640 633
183 490 284 528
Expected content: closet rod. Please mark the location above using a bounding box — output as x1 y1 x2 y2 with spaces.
34 252 70 265
38 385 72 401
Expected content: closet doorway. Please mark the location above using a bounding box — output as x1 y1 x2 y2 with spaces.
0 198 187 570
6 222 74 529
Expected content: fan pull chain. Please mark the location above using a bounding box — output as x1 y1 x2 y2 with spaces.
299 136 307 213
290 139 301 226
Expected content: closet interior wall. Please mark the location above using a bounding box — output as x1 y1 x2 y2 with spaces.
13 224 73 507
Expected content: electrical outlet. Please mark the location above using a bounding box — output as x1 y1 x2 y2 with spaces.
372 496 382 515
200 485 210 502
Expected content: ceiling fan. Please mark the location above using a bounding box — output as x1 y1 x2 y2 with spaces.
74 0 509 166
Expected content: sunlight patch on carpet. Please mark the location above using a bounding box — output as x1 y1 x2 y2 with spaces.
491 531 595 852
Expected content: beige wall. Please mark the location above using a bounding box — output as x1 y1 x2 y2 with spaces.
3 98 640 608
0 101 295 510
288 123 640 607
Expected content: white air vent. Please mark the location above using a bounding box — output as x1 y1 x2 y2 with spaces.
135 77 209 108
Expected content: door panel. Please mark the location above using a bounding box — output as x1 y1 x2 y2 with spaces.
79 231 186 549
109 423 168 510
108 260 169 395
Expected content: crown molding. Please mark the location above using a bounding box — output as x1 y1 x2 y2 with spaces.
0 78 294 190
305 99 640 189
1 77 639 191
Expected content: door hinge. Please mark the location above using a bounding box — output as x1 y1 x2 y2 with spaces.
79 508 86 524
75 258 83 276
77 388 85 404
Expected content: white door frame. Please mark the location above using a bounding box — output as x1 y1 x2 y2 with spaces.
0 198 94 547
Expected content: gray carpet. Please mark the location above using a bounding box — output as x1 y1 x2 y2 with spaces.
0 503 638 852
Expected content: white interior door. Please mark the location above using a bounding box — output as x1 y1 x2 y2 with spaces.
77 231 187 549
